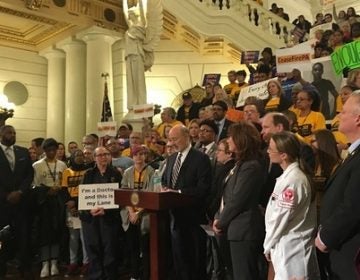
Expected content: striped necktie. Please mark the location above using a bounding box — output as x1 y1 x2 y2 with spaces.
171 153 182 188
5 147 15 171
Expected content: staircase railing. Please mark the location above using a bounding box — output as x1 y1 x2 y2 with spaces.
197 0 295 46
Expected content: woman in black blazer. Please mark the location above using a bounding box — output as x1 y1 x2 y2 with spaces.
213 121 267 280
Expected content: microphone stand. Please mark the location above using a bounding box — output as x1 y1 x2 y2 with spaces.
137 156 165 191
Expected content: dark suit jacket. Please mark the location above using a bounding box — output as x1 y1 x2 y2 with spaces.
162 148 212 225
0 145 34 225
0 145 33 202
176 102 201 124
218 119 233 142
320 145 360 279
207 159 235 221
216 158 266 241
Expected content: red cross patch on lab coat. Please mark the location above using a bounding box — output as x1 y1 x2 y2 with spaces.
282 188 294 202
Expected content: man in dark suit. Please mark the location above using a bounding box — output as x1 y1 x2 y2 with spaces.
315 93 360 280
0 125 34 279
194 119 218 167
162 124 212 280
212 100 233 142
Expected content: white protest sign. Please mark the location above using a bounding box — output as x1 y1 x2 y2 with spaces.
275 42 312 73
97 121 117 137
133 104 154 119
78 183 119 210
236 78 277 107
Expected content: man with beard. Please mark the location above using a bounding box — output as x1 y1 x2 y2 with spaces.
0 125 34 279
212 100 233 142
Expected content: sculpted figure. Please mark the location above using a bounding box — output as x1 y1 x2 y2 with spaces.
123 0 163 108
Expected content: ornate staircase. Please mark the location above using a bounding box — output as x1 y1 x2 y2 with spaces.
162 0 295 53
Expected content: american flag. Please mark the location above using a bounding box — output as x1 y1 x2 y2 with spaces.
101 80 113 122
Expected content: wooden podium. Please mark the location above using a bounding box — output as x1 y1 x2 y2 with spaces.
114 189 194 280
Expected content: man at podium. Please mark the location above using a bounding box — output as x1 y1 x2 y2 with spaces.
161 125 212 280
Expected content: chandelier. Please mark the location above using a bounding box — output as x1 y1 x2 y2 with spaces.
0 94 15 127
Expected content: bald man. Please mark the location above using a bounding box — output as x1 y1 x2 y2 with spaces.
162 125 212 280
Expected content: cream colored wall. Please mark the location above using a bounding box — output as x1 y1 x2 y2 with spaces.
143 39 244 124
0 46 47 148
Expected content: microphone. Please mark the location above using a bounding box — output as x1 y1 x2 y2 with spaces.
137 156 165 191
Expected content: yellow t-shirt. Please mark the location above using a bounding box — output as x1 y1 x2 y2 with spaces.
61 168 87 198
296 111 326 144
265 97 280 112
121 147 131 157
331 114 348 145
156 120 183 138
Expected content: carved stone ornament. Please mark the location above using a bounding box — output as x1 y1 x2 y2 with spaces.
25 0 43 10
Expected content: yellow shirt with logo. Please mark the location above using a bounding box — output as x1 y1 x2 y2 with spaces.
295 111 326 144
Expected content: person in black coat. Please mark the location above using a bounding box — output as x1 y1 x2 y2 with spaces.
315 94 360 280
212 100 233 142
80 146 122 280
176 92 201 126
162 124 212 280
0 125 34 279
213 121 266 280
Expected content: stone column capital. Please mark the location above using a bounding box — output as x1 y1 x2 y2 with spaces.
56 37 86 52
77 26 122 45
39 47 65 59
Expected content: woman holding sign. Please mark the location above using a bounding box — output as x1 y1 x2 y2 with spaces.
80 146 122 280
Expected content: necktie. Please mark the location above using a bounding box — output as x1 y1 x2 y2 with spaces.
216 122 221 141
5 147 15 171
171 153 182 188
200 146 207 154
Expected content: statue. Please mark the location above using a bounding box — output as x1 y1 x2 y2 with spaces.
123 0 163 109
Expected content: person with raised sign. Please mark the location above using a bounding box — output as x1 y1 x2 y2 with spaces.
80 146 122 280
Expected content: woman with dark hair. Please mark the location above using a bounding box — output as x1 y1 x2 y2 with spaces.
213 121 266 280
33 138 67 278
295 88 326 144
311 130 341 179
56 142 67 162
264 132 319 279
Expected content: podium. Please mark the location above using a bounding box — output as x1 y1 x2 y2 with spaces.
114 189 195 280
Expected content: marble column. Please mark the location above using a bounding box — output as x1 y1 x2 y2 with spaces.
39 47 65 142
78 26 121 134
57 38 87 146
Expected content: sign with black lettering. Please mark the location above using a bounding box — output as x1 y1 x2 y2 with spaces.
78 183 119 210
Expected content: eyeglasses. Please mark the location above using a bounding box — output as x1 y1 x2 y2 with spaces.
95 153 111 157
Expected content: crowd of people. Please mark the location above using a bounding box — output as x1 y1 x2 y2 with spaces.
0 3 360 280
1 65 359 280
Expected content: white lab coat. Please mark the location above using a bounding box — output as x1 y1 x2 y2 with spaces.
263 162 320 280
